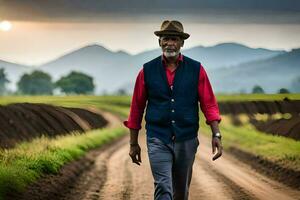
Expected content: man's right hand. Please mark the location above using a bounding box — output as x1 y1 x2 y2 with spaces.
129 144 142 165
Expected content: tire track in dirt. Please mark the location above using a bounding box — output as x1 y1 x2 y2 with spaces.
62 135 128 200
99 130 154 200
98 142 132 199
121 157 133 200
190 158 247 200
61 109 127 200
195 134 300 200
63 110 300 200
193 156 255 200
188 134 254 200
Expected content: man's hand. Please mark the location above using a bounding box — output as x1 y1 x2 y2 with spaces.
211 137 223 161
129 144 142 165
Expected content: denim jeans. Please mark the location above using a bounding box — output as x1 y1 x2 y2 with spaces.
146 136 199 200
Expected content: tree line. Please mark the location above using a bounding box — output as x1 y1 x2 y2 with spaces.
251 85 291 94
0 68 95 95
0 67 299 95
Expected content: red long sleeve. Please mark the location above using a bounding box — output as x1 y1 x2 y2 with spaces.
123 69 147 130
123 61 221 130
198 65 222 125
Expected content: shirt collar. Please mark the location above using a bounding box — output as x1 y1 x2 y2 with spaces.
161 53 183 67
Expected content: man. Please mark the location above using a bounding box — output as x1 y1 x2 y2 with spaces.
124 20 223 200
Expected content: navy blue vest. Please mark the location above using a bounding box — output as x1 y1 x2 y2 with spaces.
143 55 201 144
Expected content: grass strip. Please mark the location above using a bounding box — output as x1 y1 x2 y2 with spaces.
0 93 299 106
216 93 300 101
199 114 300 172
0 127 127 199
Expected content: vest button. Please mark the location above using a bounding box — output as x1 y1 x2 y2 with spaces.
171 99 175 102
172 120 175 123
171 109 175 113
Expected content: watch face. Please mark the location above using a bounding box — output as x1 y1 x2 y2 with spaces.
213 133 222 139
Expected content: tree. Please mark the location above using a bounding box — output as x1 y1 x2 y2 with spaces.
278 88 290 94
17 70 54 95
55 71 95 94
116 88 127 95
0 68 10 95
252 85 265 94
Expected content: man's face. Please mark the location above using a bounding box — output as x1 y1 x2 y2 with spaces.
159 35 184 58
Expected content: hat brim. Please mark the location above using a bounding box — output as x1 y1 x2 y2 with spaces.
154 30 190 40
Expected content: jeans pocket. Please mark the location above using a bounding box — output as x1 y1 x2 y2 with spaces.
146 137 163 153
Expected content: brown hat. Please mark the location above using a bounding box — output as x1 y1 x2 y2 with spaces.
154 20 190 40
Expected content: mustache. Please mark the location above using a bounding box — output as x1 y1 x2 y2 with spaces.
163 47 177 51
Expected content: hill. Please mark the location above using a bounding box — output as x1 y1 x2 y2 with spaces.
38 43 284 94
211 48 300 93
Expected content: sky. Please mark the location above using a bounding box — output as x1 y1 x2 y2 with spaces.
0 0 300 65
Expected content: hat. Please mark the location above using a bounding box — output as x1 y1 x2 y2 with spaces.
154 20 190 40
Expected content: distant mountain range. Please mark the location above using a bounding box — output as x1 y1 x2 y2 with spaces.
183 43 285 69
211 48 300 93
1 42 298 94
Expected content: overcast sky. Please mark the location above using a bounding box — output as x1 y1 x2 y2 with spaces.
0 0 300 65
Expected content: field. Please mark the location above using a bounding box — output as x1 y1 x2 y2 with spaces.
0 94 299 199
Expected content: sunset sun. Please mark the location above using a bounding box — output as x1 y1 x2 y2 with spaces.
0 20 12 31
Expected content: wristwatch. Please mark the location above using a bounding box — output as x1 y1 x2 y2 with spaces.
213 132 222 139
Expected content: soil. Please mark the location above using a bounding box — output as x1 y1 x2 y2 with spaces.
0 103 108 148
218 100 300 140
7 109 300 200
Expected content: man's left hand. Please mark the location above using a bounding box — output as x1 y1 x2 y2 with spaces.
211 137 223 161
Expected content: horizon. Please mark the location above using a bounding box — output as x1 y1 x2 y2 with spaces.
0 41 293 67
1 1 299 65
0 37 297 67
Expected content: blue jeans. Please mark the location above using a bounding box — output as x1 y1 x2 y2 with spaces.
146 136 199 200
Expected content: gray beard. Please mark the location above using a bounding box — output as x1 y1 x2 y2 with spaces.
163 51 180 58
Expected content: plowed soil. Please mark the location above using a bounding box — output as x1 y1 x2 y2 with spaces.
218 100 300 140
9 109 300 200
0 103 108 148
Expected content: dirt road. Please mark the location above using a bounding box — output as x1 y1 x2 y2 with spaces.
63 110 300 200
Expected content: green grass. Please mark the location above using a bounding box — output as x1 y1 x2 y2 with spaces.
0 93 299 109
0 95 130 198
199 114 300 171
0 94 300 197
216 93 300 102
0 127 127 199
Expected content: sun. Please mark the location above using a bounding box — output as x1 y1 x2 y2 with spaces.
0 20 12 32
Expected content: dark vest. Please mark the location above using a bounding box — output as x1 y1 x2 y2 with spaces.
143 55 201 144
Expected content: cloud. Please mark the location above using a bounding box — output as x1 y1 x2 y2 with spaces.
0 0 300 23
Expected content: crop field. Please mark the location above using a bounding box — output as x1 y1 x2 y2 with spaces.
0 94 299 200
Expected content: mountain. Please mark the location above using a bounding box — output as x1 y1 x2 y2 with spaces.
39 43 287 94
210 48 300 93
0 60 31 91
182 43 285 69
39 44 136 94
0 42 291 94
133 43 284 70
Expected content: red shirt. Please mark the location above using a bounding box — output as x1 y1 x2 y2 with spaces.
124 54 221 130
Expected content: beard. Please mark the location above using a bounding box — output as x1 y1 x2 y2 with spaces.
163 49 180 58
